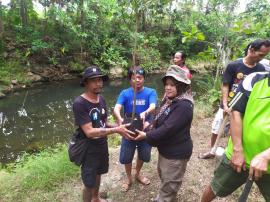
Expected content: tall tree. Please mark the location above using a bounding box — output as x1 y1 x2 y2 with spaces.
20 0 28 27
0 0 3 37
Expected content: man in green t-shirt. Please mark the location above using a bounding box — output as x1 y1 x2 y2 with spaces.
201 71 270 202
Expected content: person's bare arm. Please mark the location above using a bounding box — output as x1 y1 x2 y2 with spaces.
140 103 156 121
113 104 123 126
80 122 134 139
222 83 231 114
230 110 246 173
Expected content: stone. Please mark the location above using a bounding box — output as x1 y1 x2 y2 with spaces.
11 79 18 85
0 92 6 99
109 66 123 79
27 72 42 82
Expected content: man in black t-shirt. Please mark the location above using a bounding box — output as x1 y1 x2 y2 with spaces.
73 66 134 202
199 39 270 160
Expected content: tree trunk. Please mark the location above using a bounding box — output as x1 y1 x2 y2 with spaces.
168 0 173 35
78 0 84 58
215 37 231 82
0 1 3 37
20 0 28 27
141 10 146 32
205 0 210 14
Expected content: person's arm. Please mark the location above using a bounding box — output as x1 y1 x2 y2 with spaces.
249 148 270 180
222 63 235 114
136 101 193 146
230 110 246 173
80 122 134 139
114 91 126 125
113 104 123 126
140 103 156 121
222 84 231 114
140 90 158 121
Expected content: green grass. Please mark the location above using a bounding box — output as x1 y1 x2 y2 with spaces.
0 137 122 202
0 60 30 86
0 144 80 201
108 135 121 147
194 99 213 118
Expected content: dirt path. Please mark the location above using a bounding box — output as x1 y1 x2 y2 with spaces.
59 116 264 202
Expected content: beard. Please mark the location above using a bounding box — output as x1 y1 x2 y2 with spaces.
93 88 102 95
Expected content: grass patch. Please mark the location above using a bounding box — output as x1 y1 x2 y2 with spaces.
108 135 121 147
0 60 30 86
194 99 213 119
0 144 80 202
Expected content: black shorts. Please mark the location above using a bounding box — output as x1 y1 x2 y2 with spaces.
81 142 109 188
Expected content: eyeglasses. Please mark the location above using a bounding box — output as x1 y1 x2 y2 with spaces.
130 69 144 75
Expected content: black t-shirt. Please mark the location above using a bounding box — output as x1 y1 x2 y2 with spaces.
222 59 265 104
146 99 193 159
73 95 108 145
231 72 270 113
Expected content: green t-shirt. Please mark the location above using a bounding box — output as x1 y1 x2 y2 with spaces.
225 72 270 174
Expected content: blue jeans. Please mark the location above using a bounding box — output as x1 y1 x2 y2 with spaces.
119 138 151 164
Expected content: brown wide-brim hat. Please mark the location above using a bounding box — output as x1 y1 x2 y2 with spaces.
80 66 109 87
162 65 191 85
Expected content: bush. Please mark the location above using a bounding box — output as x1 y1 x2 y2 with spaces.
31 39 53 53
94 47 128 72
137 45 162 72
194 73 222 110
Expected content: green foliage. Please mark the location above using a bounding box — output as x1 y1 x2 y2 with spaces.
31 39 53 53
158 36 176 60
197 46 216 61
137 45 162 72
1 0 270 90
194 73 222 108
0 144 79 201
95 47 128 71
181 25 205 44
108 135 121 147
69 61 84 72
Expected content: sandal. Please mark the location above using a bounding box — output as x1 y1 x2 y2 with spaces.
198 152 215 159
91 198 111 202
135 174 150 185
121 180 132 192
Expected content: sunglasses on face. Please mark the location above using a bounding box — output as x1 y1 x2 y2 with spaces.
131 69 144 75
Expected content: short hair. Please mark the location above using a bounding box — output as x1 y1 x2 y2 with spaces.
175 51 187 64
244 39 270 56
128 66 145 79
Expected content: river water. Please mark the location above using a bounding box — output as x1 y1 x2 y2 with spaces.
0 73 206 163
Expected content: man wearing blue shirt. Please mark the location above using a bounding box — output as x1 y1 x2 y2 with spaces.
114 66 157 191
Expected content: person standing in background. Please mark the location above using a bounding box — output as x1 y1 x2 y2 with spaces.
199 39 270 159
173 50 192 79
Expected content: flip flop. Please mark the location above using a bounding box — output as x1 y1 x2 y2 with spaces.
101 199 112 202
135 175 150 185
91 198 111 202
198 152 215 159
121 181 132 192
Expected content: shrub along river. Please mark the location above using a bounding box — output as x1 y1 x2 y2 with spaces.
0 73 208 164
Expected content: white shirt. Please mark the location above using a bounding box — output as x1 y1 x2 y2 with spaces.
259 59 270 72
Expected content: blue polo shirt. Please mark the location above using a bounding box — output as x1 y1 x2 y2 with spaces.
116 87 157 115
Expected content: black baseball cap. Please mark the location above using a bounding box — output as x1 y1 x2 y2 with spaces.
80 66 109 87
